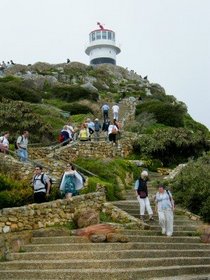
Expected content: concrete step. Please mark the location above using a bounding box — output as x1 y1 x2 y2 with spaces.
21 242 210 252
1 265 210 280
126 235 201 243
30 235 201 245
150 225 199 231
1 257 210 270
126 215 196 224
122 229 199 237
11 249 210 261
31 236 89 244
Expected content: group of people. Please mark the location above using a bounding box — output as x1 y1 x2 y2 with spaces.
0 130 29 162
134 170 175 237
0 60 15 71
32 163 84 204
59 102 121 145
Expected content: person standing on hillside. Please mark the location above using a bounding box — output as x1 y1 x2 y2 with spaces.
16 130 29 162
112 103 120 121
101 104 110 121
94 118 101 141
102 118 110 141
108 120 119 144
134 170 154 222
155 184 174 237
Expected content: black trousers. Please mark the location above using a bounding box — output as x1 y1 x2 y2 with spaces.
34 192 46 203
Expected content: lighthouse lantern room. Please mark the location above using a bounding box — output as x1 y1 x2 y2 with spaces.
85 22 121 65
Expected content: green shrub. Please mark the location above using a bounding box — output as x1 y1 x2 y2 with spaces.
0 76 41 103
60 103 94 115
136 100 187 127
50 85 99 102
75 158 139 201
137 127 209 166
171 153 210 222
0 99 55 143
0 176 33 209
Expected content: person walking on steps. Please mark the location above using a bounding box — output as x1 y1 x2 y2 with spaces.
32 165 51 203
101 103 110 121
155 184 174 237
59 163 84 200
111 103 119 121
134 170 154 222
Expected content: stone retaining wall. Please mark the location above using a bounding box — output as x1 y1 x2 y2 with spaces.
0 192 143 259
0 192 106 234
29 139 134 162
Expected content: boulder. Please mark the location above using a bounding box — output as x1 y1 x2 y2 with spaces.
74 209 100 228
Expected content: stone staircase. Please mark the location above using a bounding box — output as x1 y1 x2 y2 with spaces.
1 176 210 279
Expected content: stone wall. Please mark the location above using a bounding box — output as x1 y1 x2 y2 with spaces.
29 139 134 162
0 192 106 234
0 192 143 259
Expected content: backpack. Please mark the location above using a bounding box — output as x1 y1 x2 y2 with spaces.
33 173 53 193
58 133 65 143
111 127 118 134
166 189 175 208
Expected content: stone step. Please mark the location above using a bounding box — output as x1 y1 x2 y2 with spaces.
122 229 199 237
1 257 210 270
1 265 210 280
150 225 199 231
21 242 210 252
11 249 210 261
30 235 201 245
31 236 89 244
127 215 196 225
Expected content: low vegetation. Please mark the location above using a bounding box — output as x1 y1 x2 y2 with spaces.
170 153 210 222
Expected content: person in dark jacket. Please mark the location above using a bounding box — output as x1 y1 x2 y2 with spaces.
134 170 154 221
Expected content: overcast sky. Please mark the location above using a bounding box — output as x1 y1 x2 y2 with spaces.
1 0 210 129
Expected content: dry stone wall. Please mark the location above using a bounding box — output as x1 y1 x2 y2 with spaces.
29 139 134 162
0 192 106 234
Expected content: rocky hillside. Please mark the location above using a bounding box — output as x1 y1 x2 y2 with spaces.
0 61 209 163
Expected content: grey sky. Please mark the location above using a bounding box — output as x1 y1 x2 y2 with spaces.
1 0 210 129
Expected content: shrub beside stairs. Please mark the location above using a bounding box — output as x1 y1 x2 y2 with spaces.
0 175 210 279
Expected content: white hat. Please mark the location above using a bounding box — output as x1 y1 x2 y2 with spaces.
95 118 99 121
141 170 148 177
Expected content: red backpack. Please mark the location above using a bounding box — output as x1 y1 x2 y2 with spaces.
58 133 65 143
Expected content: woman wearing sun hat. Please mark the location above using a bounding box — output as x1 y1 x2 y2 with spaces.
134 170 154 222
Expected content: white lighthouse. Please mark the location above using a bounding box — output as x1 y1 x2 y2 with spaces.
85 22 121 65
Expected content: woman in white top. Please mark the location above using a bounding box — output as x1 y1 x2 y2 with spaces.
0 131 9 154
59 163 84 200
155 184 175 237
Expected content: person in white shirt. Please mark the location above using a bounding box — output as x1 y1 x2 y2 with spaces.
112 104 120 121
155 184 175 237
0 131 9 154
66 123 74 141
33 165 51 203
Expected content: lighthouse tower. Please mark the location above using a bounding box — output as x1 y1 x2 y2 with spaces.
85 22 121 65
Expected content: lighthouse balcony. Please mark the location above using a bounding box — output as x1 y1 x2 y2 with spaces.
85 42 121 55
